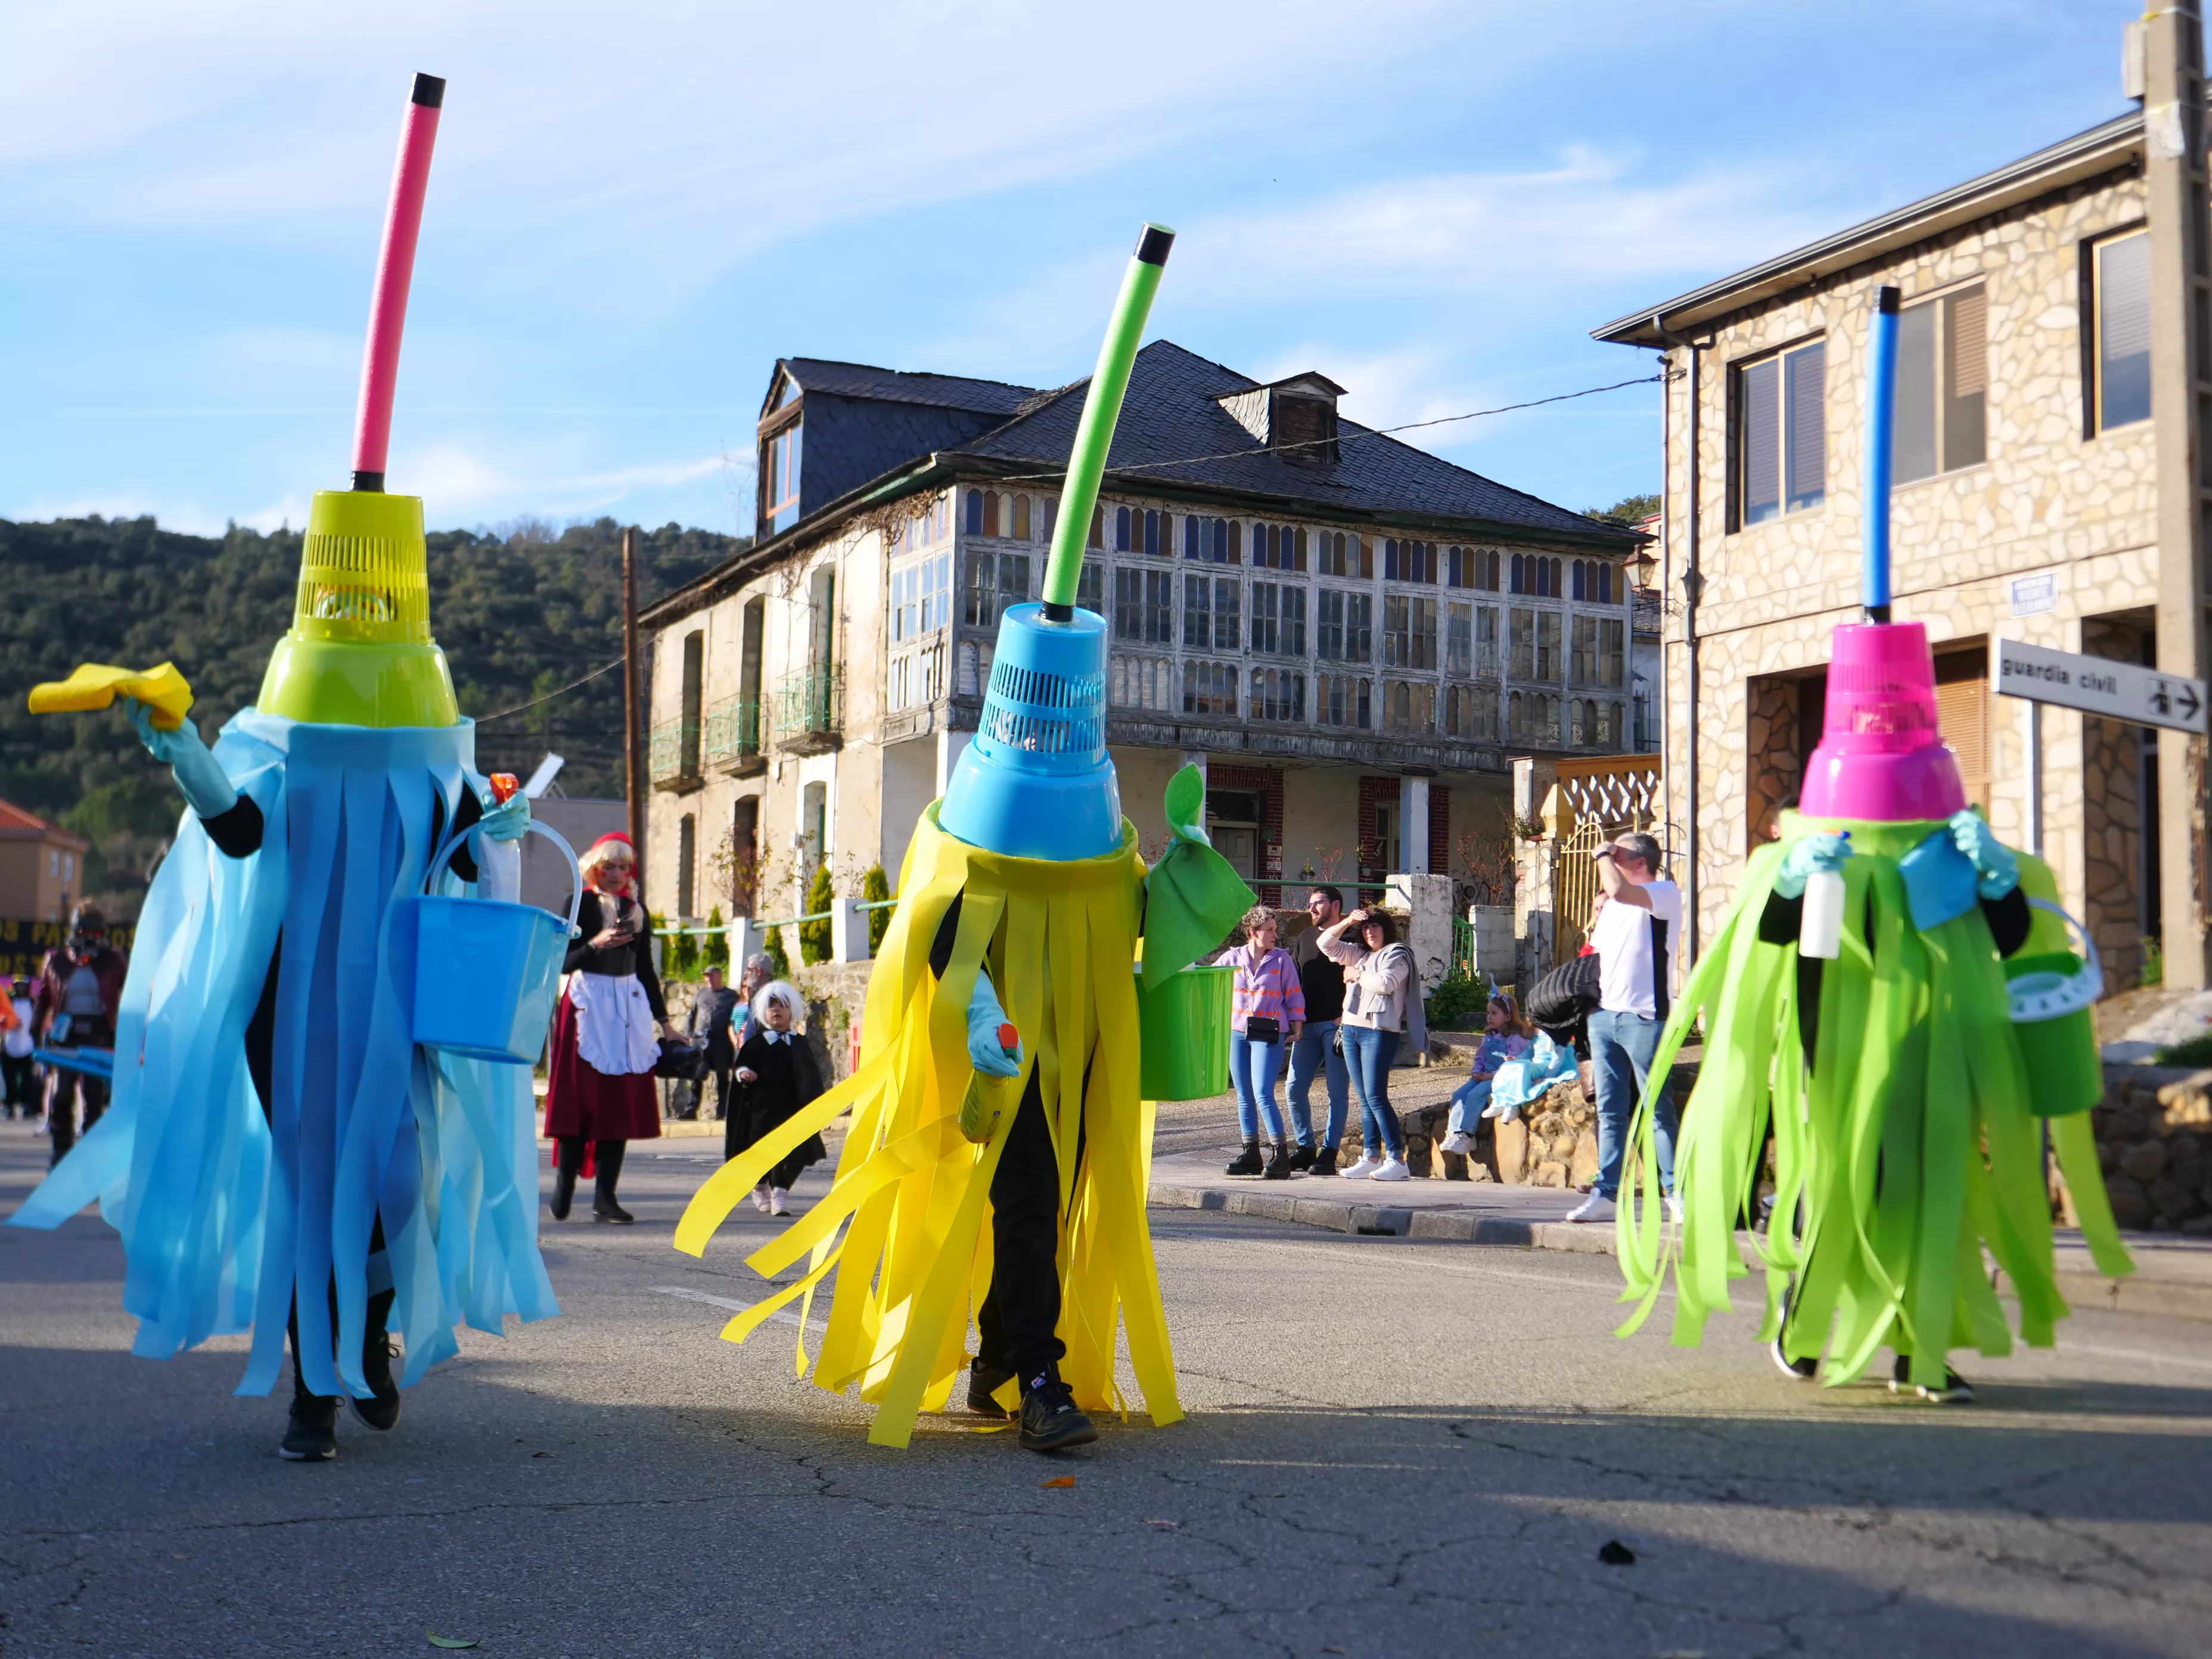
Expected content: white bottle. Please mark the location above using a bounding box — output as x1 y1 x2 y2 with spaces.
1798 834 1850 961
478 773 523 905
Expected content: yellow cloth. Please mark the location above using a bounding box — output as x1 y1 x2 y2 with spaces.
675 803 1178 1449
28 662 192 730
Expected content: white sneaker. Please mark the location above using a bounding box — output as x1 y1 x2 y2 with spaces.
1665 1193 1684 1225
1341 1154 1381 1180
769 1187 791 1217
1564 1194 1616 1223
1371 1157 1411 1183
1439 1130 1477 1155
1480 1098 1506 1119
750 1185 771 1213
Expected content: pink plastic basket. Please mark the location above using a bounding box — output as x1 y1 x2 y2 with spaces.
1798 622 1968 821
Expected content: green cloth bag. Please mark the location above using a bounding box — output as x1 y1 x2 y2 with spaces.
1139 765 1259 990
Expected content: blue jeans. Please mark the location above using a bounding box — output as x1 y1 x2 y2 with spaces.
1287 1019 1349 1148
1228 1031 1287 1142
1447 1077 1493 1136
1589 1008 1678 1201
1338 1025 1403 1158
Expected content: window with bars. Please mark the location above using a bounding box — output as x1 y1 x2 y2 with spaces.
1444 682 1497 741
1601 617 1624 688
1076 558 1104 615
1251 582 1307 656
1183 574 1240 651
1314 530 1368 577
1318 673 1371 729
2092 229 2151 433
1570 615 1598 685
1733 337 1826 526
1536 611 1561 681
1250 666 1306 722
965 552 1030 626
1111 654 1176 710
1446 602 1471 676
1113 568 1174 643
1381 679 1436 735
1316 589 1371 662
1894 284 1987 483
1182 659 1238 716
1382 595 1437 669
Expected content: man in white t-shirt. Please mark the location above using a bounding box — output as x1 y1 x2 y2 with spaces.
1566 831 1684 1224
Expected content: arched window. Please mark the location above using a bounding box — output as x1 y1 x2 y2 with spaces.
1089 504 1104 548
1509 553 1524 594
982 491 1001 538
1598 563 1613 604
1508 691 1526 740
1571 561 1585 601
1214 519 1231 563
1184 514 1201 558
965 490 983 535
1116 506 1132 551
1144 509 1161 556
1012 494 1032 540
1611 702 1624 748
1550 558 1564 597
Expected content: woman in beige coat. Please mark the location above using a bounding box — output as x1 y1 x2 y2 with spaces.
1316 908 1415 1182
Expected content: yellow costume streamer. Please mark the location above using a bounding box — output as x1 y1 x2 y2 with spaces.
675 804 1177 1449
28 661 194 730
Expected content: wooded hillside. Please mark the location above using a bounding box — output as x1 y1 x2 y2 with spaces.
0 514 746 914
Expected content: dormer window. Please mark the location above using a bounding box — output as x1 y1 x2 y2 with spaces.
762 417 802 535
1217 372 1346 467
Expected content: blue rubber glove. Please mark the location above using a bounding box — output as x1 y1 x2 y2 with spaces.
126 696 237 819
476 786 531 843
1772 832 1851 900
967 970 1023 1078
1949 809 2020 900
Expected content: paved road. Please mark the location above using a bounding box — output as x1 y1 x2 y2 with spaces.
5 1124 2211 1658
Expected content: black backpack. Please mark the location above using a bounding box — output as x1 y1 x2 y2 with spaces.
1527 953 1602 1050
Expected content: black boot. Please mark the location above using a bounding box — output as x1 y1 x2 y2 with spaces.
279 1313 338 1462
1262 1141 1294 1180
551 1137 580 1221
349 1287 401 1431
1287 1142 1317 1173
592 1139 634 1224
1225 1139 1263 1177
1017 1363 1098 1453
1310 1145 1338 1178
967 1355 1015 1419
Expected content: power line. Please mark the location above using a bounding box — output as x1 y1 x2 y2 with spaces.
472 657 624 724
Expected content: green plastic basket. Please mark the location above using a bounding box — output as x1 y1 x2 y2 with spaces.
2003 951 2102 1117
1138 964 1232 1101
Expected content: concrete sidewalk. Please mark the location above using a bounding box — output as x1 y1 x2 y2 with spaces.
1149 1147 2212 1322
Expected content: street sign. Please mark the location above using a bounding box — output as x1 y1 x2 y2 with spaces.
1994 638 2208 735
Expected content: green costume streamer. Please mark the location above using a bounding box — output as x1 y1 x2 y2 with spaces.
1615 812 2132 1390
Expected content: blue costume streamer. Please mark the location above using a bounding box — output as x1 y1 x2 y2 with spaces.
9 709 557 1396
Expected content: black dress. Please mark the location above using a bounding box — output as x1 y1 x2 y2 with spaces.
728 1030 828 1189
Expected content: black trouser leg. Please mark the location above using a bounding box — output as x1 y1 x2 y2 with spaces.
980 1069 1064 1384
594 1139 626 1205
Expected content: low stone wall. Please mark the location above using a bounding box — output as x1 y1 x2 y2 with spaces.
2088 1064 2212 1235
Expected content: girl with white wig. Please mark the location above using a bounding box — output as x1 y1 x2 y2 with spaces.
728 980 826 1217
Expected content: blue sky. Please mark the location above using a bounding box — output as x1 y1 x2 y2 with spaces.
0 1 2159 539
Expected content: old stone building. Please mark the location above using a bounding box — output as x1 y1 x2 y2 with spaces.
636 344 1642 930
1594 27 2212 992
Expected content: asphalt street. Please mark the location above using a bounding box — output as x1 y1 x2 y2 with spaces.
4 1122 2211 1659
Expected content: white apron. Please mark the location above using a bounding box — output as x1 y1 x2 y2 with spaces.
568 971 659 1076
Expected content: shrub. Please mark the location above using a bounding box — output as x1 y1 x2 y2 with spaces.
654 912 697 982
765 923 790 979
702 907 729 974
800 863 837 965
2157 1029 2212 1068
862 863 892 952
1425 971 1484 1030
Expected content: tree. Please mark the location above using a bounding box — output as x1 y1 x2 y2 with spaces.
799 862 836 965
765 923 791 979
861 863 892 952
702 906 728 973
1583 493 1660 527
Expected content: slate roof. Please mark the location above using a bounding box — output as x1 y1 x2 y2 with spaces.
773 358 1038 418
948 341 1632 545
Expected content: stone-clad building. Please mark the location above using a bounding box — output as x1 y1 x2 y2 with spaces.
1593 17 2212 992
636 342 1642 927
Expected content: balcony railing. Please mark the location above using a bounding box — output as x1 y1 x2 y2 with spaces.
772 665 844 753
704 695 763 774
648 717 701 790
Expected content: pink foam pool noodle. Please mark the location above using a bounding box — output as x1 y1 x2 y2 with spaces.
349 73 444 492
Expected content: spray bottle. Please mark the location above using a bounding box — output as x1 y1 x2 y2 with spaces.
1798 831 1850 959
478 772 523 903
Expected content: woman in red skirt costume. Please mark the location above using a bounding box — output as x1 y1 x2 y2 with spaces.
544 832 676 1223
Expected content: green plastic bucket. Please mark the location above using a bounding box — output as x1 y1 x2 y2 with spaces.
1138 964 1232 1101
2003 952 2102 1117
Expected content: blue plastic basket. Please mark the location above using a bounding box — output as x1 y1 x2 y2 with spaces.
938 602 1119 860
399 818 582 1065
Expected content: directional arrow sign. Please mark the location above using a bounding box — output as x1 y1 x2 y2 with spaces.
1994 638 2209 735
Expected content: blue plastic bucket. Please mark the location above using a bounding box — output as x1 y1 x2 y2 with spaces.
937 603 1119 860
400 819 582 1065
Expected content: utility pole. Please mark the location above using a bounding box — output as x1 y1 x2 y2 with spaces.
2139 2 2212 989
622 525 644 903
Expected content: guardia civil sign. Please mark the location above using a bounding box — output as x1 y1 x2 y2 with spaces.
1993 638 2208 735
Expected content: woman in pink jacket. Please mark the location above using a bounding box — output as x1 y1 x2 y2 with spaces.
1225 905 1304 1180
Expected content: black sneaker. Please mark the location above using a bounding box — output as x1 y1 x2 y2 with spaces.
593 1197 636 1225
1287 1142 1317 1173
1018 1374 1098 1453
350 1337 401 1432
1224 1144 1262 1177
1770 1337 1818 1381
1262 1143 1294 1180
549 1167 576 1222
1309 1145 1338 1178
967 1357 1015 1419
279 1396 338 1461
1890 1355 1974 1403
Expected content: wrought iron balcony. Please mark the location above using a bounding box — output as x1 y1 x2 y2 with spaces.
648 717 701 791
772 666 844 754
704 695 764 775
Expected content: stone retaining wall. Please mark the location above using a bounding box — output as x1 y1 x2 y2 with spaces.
2086 1065 2212 1235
